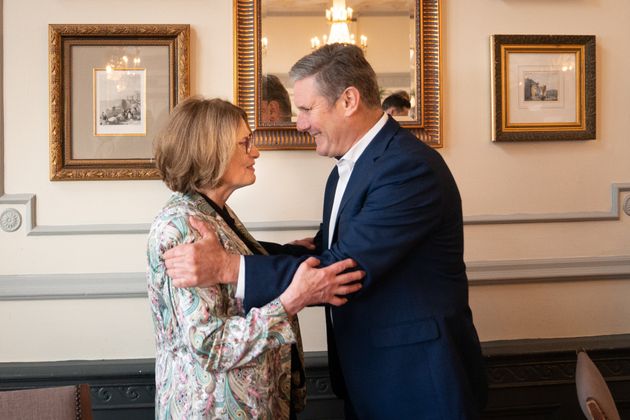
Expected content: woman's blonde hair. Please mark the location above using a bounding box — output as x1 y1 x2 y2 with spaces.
154 97 248 194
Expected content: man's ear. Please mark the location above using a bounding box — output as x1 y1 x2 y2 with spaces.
339 87 360 116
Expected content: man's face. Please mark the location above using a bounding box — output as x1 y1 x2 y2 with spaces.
261 100 282 123
293 76 349 157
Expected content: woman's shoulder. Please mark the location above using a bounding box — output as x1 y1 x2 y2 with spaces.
148 192 216 251
151 193 209 227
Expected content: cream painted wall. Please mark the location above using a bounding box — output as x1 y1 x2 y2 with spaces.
0 0 629 362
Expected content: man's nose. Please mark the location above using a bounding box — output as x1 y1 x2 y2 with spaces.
296 114 308 132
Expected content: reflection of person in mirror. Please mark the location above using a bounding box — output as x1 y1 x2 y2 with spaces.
382 92 411 117
261 74 292 123
393 89 410 101
163 44 487 419
148 97 364 419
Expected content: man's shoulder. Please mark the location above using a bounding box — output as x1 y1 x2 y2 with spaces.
379 126 439 164
392 126 434 150
371 126 457 187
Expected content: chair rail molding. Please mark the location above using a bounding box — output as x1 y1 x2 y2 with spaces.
1 182 629 236
1 255 629 301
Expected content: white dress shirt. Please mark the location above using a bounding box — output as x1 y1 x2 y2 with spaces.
236 112 388 299
327 112 388 247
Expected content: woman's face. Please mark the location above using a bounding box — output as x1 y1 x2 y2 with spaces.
220 118 260 191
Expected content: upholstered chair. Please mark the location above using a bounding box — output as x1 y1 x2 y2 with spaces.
0 383 93 420
576 350 621 420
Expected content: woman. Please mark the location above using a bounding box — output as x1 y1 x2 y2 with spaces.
147 98 307 419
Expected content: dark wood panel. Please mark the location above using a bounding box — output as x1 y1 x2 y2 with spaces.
1 335 629 419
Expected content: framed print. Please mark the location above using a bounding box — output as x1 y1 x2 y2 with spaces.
49 24 190 180
94 68 146 136
491 35 595 142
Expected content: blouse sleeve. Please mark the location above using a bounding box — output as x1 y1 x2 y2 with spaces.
148 210 296 372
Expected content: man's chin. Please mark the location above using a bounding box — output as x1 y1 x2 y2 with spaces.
314 142 329 157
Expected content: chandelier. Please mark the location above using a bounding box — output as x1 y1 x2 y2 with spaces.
311 0 367 51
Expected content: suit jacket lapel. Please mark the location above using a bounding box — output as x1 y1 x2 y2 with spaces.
322 166 339 248
336 116 400 217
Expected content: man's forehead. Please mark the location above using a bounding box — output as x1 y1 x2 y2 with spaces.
294 76 315 91
294 88 315 105
294 77 326 102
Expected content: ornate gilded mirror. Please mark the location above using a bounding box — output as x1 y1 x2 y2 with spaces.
234 0 441 149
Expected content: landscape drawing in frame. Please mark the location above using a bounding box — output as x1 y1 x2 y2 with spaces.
94 68 146 136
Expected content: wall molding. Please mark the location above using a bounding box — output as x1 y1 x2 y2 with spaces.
464 182 630 225
466 255 630 286
0 183 628 237
1 255 628 301
0 272 147 300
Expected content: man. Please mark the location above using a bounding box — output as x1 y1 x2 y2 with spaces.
261 73 293 123
382 92 411 117
165 44 487 419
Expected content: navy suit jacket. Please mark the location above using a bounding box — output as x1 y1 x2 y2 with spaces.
245 117 487 419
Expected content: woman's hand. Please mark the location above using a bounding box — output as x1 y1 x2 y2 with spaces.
279 257 364 316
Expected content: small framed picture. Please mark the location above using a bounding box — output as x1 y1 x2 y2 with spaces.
49 24 190 180
94 68 146 136
491 35 595 141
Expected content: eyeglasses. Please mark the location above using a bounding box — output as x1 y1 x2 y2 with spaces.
238 132 254 154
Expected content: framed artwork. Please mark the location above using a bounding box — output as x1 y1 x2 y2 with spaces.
94 68 146 136
491 35 595 142
49 24 190 180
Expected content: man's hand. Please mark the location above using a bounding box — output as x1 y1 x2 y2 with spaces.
280 257 364 316
164 216 239 288
288 237 316 251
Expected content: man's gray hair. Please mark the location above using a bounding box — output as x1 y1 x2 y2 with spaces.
289 43 381 109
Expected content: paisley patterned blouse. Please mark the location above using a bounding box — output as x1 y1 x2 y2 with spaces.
147 192 306 419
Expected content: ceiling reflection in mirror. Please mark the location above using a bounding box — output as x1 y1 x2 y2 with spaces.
260 0 418 125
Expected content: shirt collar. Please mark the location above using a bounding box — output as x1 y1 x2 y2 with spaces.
337 112 388 167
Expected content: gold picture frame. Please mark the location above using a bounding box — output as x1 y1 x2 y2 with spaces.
49 24 190 180
491 34 595 142
234 0 442 149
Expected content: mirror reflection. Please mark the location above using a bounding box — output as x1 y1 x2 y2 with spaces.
260 0 417 125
